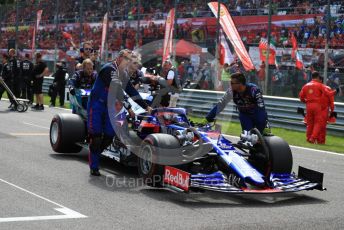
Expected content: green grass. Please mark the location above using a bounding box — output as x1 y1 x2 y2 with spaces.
3 94 343 153
2 93 70 109
190 116 344 154
42 94 70 108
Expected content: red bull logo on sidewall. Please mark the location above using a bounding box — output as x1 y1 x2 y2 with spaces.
164 166 190 191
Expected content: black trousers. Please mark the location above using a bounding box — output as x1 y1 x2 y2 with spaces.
21 77 33 102
50 85 65 106
13 77 22 98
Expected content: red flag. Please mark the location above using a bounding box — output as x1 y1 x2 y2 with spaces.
32 10 43 55
162 9 175 64
100 13 108 61
62 32 72 40
62 31 76 48
208 2 255 71
291 33 297 59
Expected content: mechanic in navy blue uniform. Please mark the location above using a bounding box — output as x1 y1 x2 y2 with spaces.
0 54 16 107
87 49 152 176
70 59 97 90
69 58 97 110
205 72 268 133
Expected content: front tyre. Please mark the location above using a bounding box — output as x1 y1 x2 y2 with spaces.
137 134 180 187
50 114 86 153
264 135 293 174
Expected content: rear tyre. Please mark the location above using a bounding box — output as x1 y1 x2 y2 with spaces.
137 134 180 187
50 114 86 153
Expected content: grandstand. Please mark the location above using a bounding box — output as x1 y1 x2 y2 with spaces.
0 0 343 100
0 0 343 51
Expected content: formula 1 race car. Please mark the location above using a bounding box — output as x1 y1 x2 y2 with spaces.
50 87 325 194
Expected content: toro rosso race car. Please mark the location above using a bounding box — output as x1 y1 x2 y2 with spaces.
50 88 325 194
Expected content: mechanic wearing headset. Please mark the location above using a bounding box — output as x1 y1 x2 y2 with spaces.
87 49 152 176
205 72 268 134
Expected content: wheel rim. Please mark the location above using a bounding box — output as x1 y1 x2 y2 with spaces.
140 145 153 175
50 122 59 145
16 104 25 112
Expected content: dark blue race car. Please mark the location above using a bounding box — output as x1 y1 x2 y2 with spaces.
49 88 325 194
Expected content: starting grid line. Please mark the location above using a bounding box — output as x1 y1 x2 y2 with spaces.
0 178 87 223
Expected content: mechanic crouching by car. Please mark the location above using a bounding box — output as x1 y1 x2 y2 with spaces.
205 72 268 134
87 49 152 176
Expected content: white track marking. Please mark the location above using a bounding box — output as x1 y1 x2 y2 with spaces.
289 145 344 156
224 135 343 156
0 178 87 223
10 133 48 136
0 208 86 223
22 122 49 130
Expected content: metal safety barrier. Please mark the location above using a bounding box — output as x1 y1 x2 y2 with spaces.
177 89 344 136
43 77 344 136
43 76 54 93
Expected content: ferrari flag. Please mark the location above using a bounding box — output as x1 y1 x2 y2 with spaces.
208 2 255 71
162 9 175 64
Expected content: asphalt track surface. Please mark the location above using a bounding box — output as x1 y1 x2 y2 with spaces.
0 101 343 230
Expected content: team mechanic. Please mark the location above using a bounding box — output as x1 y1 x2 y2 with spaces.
205 72 268 134
87 49 152 176
69 58 97 111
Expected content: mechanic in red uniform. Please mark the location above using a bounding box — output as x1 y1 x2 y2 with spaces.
299 71 329 144
318 77 335 144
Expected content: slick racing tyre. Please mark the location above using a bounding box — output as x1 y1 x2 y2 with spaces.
50 114 86 153
138 134 180 187
263 135 293 174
